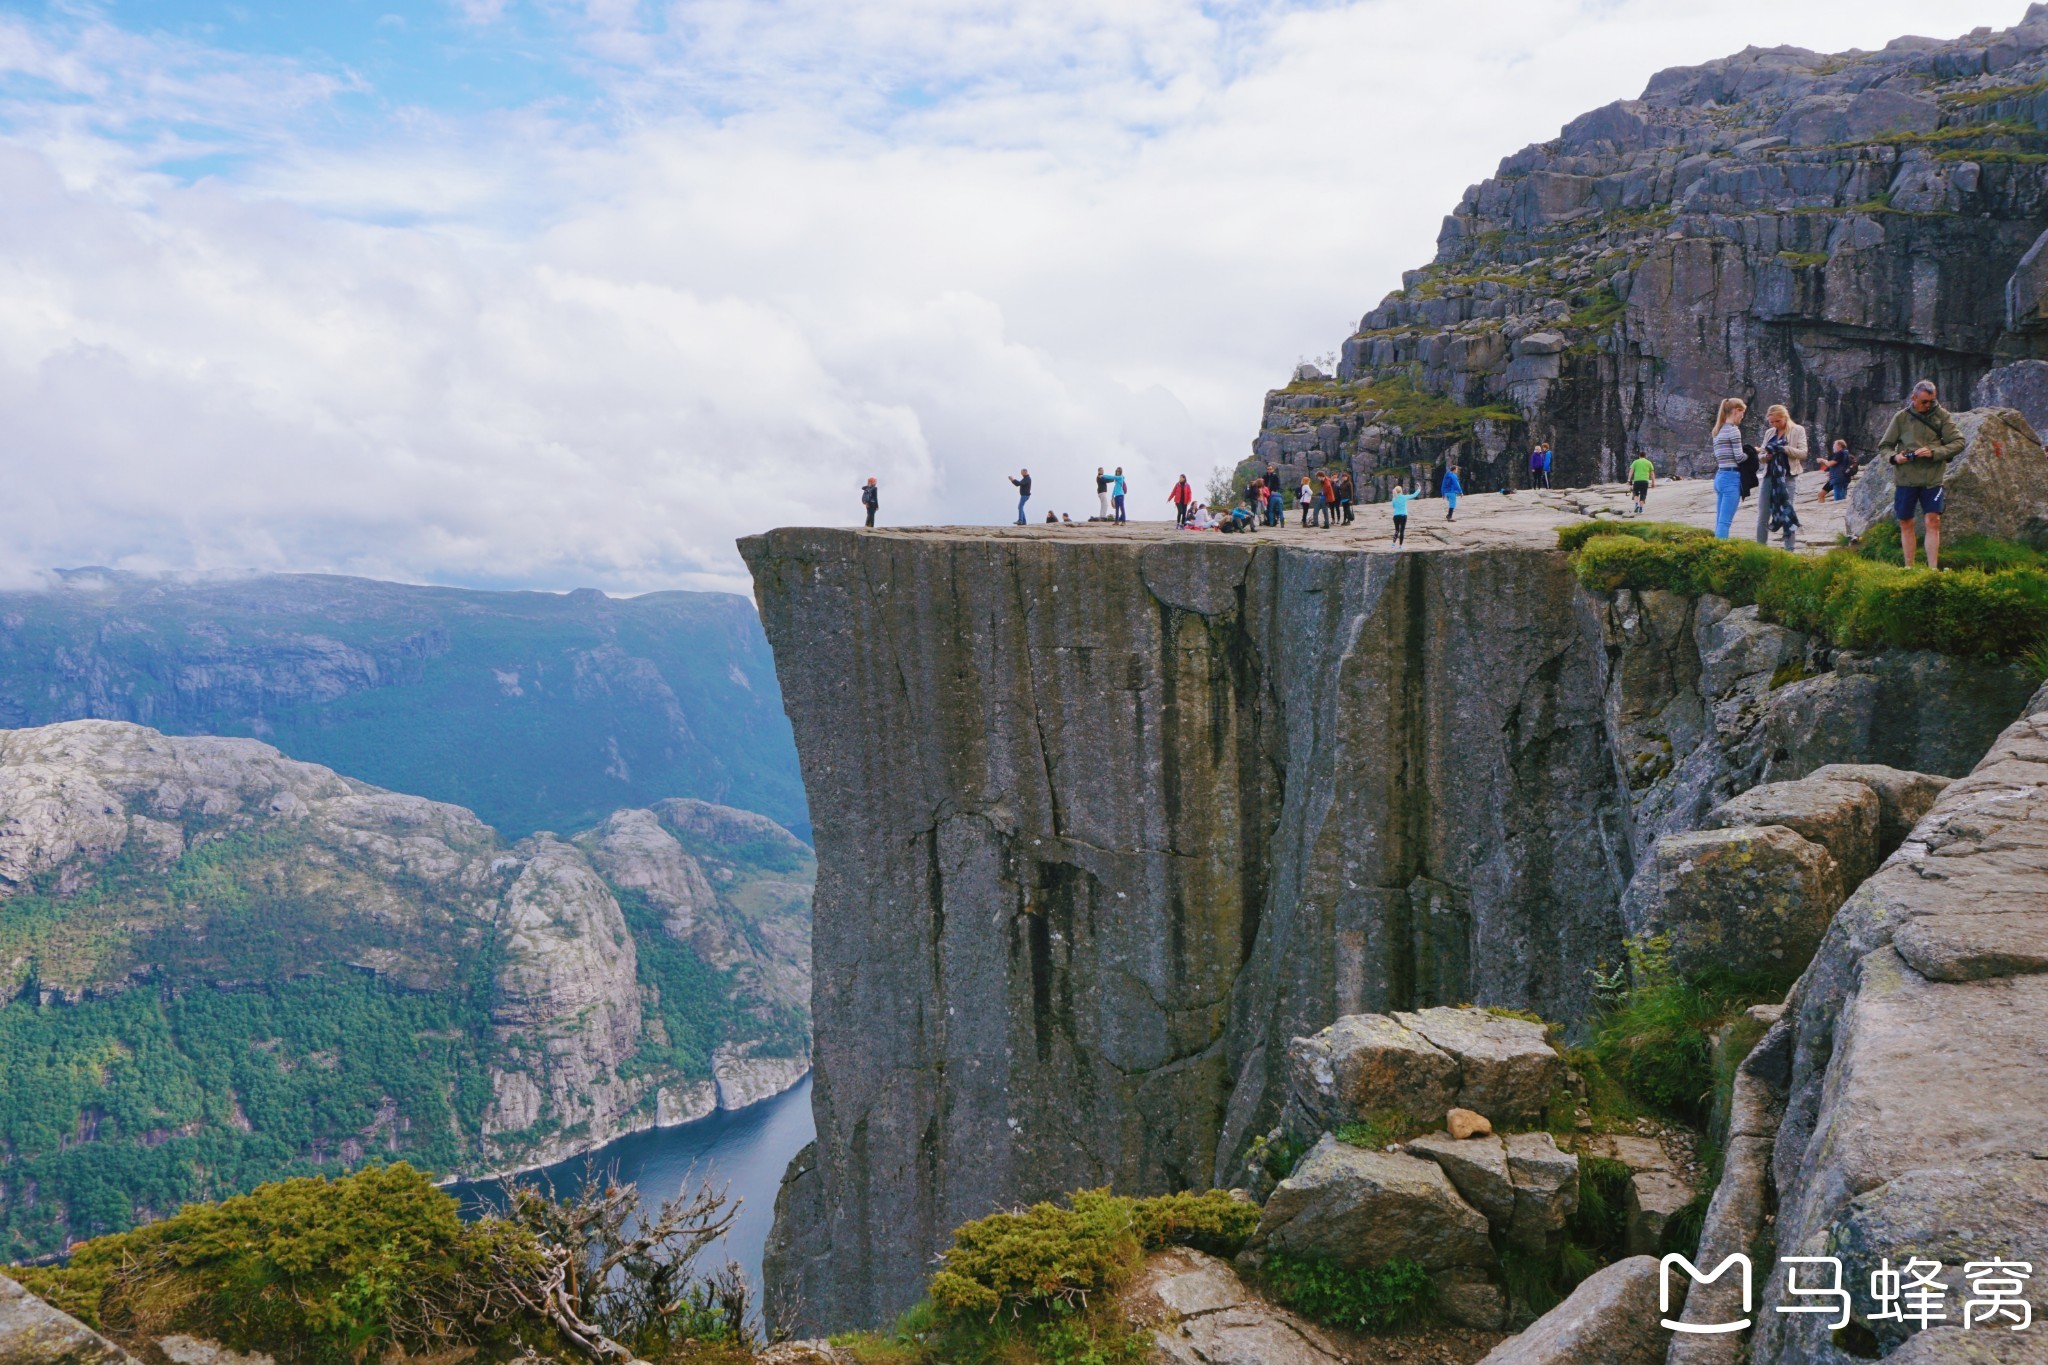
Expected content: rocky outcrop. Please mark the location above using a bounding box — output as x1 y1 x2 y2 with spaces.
1282 1007 1561 1139
1119 1247 1346 1364
745 526 2039 1334
1249 11 2048 501
1753 685 2048 1361
1475 1257 1665 1365
0 1273 135 1365
0 721 811 1253
1844 406 2048 543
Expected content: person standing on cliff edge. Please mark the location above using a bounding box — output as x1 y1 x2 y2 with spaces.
1010 468 1032 525
1111 467 1128 523
1878 379 1964 571
1440 463 1462 520
1711 398 1748 538
1095 467 1110 521
1169 474 1193 527
860 477 879 528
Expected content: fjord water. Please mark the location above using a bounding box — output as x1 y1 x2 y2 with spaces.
452 1077 815 1316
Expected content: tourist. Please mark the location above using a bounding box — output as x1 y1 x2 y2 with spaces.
1628 454 1654 515
1815 440 1853 504
1542 444 1555 488
1010 468 1032 525
1390 484 1410 545
1112 467 1128 523
1095 467 1110 521
1711 398 1748 538
1762 423 1801 551
1045 509 1058 524
1317 471 1337 528
860 477 879 528
1756 406 1807 544
1264 463 1283 525
1299 475 1314 528
1441 463 1462 520
1530 444 1551 490
1170 474 1194 528
1337 470 1356 525
1061 512 1074 524
1878 379 1965 571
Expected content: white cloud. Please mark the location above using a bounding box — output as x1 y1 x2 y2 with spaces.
0 0 2027 591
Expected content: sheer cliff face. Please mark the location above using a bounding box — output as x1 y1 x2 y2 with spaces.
1252 9 2048 496
744 530 1637 1331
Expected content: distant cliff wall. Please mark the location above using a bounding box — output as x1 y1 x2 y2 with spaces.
742 529 2034 1334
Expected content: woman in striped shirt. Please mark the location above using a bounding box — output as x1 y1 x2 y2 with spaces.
1712 397 1748 539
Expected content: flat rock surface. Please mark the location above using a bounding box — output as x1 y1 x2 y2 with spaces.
1473 1256 1666 1365
849 476 1848 555
1120 1249 1345 1365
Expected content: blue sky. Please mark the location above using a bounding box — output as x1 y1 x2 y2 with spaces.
0 0 2032 591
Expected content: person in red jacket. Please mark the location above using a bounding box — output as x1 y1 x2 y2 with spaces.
1170 475 1194 527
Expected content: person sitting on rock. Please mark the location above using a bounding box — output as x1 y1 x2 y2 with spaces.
1878 379 1965 571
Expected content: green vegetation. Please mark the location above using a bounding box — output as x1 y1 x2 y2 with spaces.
1589 937 1776 1124
1775 250 1829 270
1560 521 2048 661
1256 1255 1435 1332
1565 282 1627 333
834 1190 1257 1365
1333 1112 1423 1150
12 1161 756 1365
1942 80 2048 107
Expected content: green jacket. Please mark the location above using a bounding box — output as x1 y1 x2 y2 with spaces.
1877 403 1965 488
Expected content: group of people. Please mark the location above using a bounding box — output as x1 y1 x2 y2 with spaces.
1709 379 1961 568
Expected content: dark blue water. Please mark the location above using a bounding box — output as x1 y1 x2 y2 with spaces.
450 1076 815 1316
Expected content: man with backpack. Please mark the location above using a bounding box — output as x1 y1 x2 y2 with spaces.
1877 379 1965 571
860 477 879 528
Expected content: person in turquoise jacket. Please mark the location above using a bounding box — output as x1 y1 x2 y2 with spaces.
1390 485 1411 545
1440 465 1462 520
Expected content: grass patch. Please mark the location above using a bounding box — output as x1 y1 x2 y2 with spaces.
1942 80 2048 107
1776 251 1829 269
1334 1112 1423 1151
1256 1255 1436 1333
1561 523 2048 661
1589 938 1778 1127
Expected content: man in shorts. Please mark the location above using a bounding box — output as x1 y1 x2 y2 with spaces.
1876 379 1964 571
1628 454 1654 515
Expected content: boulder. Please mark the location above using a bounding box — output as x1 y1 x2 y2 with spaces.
1763 654 2040 788
1621 825 1845 983
1396 1007 1562 1124
756 1344 856 1365
1282 1013 1457 1137
1703 776 1882 887
1250 1134 1495 1274
1120 1248 1345 1365
1504 1132 1580 1251
1431 1267 1509 1333
1473 1256 1665 1365
1406 1131 1517 1229
1973 359 2048 436
1885 1326 2048 1363
0 1274 136 1365
1624 1169 1694 1256
1844 407 2048 547
1447 1106 1493 1139
1283 1007 1561 1137
1803 763 1952 850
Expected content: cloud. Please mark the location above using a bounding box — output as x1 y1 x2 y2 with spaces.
0 0 2027 592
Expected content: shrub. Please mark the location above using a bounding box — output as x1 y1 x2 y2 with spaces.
1256 1254 1435 1332
1333 1112 1422 1151
1563 524 2048 662
927 1188 1259 1324
1589 938 1778 1125
17 1163 533 1364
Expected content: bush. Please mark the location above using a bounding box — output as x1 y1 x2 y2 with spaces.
1590 938 1775 1125
1256 1254 1435 1332
15 1163 533 1364
1563 524 2048 661
1126 1190 1261 1259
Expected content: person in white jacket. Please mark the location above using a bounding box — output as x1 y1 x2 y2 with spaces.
1757 405 1807 545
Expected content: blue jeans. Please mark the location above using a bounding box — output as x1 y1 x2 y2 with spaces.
1113 494 1125 522
1713 469 1741 538
1017 495 1029 525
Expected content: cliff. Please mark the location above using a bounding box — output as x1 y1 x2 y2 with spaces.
1248 8 2048 501
741 511 2037 1334
0 570 806 840
0 721 812 1259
